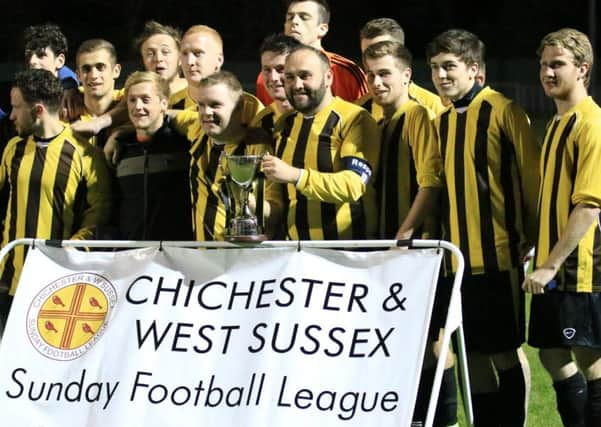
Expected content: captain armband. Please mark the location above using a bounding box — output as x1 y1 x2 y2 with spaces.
343 156 372 185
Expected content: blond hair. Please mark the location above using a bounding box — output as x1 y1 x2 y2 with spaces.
538 28 593 88
182 25 223 53
124 71 170 100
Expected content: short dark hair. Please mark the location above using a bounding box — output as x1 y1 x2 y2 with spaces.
76 39 118 67
133 20 182 54
426 29 484 66
359 18 405 45
12 69 63 113
259 33 302 57
287 0 330 24
363 40 412 69
199 70 243 104
24 23 68 60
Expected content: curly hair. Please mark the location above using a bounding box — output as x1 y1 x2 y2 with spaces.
13 69 64 113
24 23 68 60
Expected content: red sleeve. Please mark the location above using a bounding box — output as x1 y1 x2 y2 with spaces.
255 72 274 106
328 53 369 102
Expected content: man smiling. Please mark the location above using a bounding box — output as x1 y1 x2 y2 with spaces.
75 39 122 148
427 29 540 426
189 71 281 241
111 71 192 241
262 45 379 240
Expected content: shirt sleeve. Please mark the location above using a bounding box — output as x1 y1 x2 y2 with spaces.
296 109 380 203
70 146 112 240
172 110 200 141
503 102 541 243
255 72 273 106
407 106 443 189
572 119 601 207
330 61 369 103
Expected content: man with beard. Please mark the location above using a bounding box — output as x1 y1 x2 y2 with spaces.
262 45 379 240
255 0 368 106
0 69 111 336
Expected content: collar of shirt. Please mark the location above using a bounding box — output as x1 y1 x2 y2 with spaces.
452 83 483 109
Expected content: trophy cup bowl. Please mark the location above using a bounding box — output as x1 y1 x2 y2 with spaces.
224 154 267 243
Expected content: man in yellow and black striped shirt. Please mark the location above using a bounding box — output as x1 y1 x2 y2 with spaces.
428 29 540 426
363 40 442 241
186 71 282 241
75 39 123 149
364 40 454 426
173 25 263 121
357 18 444 122
0 69 111 335
262 45 379 240
523 28 601 427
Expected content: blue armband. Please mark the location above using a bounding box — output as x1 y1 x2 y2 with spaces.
343 156 372 184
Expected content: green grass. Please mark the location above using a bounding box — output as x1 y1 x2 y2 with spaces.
523 343 562 426
455 293 562 426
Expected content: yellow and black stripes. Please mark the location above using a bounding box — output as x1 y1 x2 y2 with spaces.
436 87 539 274
276 97 379 240
534 97 601 292
379 115 415 237
190 130 275 241
0 128 111 294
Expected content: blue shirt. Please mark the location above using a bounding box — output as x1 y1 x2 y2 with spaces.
58 65 79 86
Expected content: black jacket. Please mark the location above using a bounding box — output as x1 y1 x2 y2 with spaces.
114 117 193 241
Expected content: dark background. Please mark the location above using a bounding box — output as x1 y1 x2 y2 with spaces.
0 0 598 116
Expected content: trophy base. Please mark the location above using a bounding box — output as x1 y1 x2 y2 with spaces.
225 234 268 243
226 216 265 243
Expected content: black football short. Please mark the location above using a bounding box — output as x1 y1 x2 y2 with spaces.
529 290 601 349
459 268 525 353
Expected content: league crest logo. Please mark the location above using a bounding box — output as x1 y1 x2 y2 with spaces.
26 273 117 361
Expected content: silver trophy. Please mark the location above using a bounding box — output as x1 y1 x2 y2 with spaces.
222 154 267 242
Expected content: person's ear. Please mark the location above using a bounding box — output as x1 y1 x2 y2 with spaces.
112 63 122 80
55 53 66 70
317 23 329 40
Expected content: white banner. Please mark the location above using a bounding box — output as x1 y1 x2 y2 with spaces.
0 245 442 427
